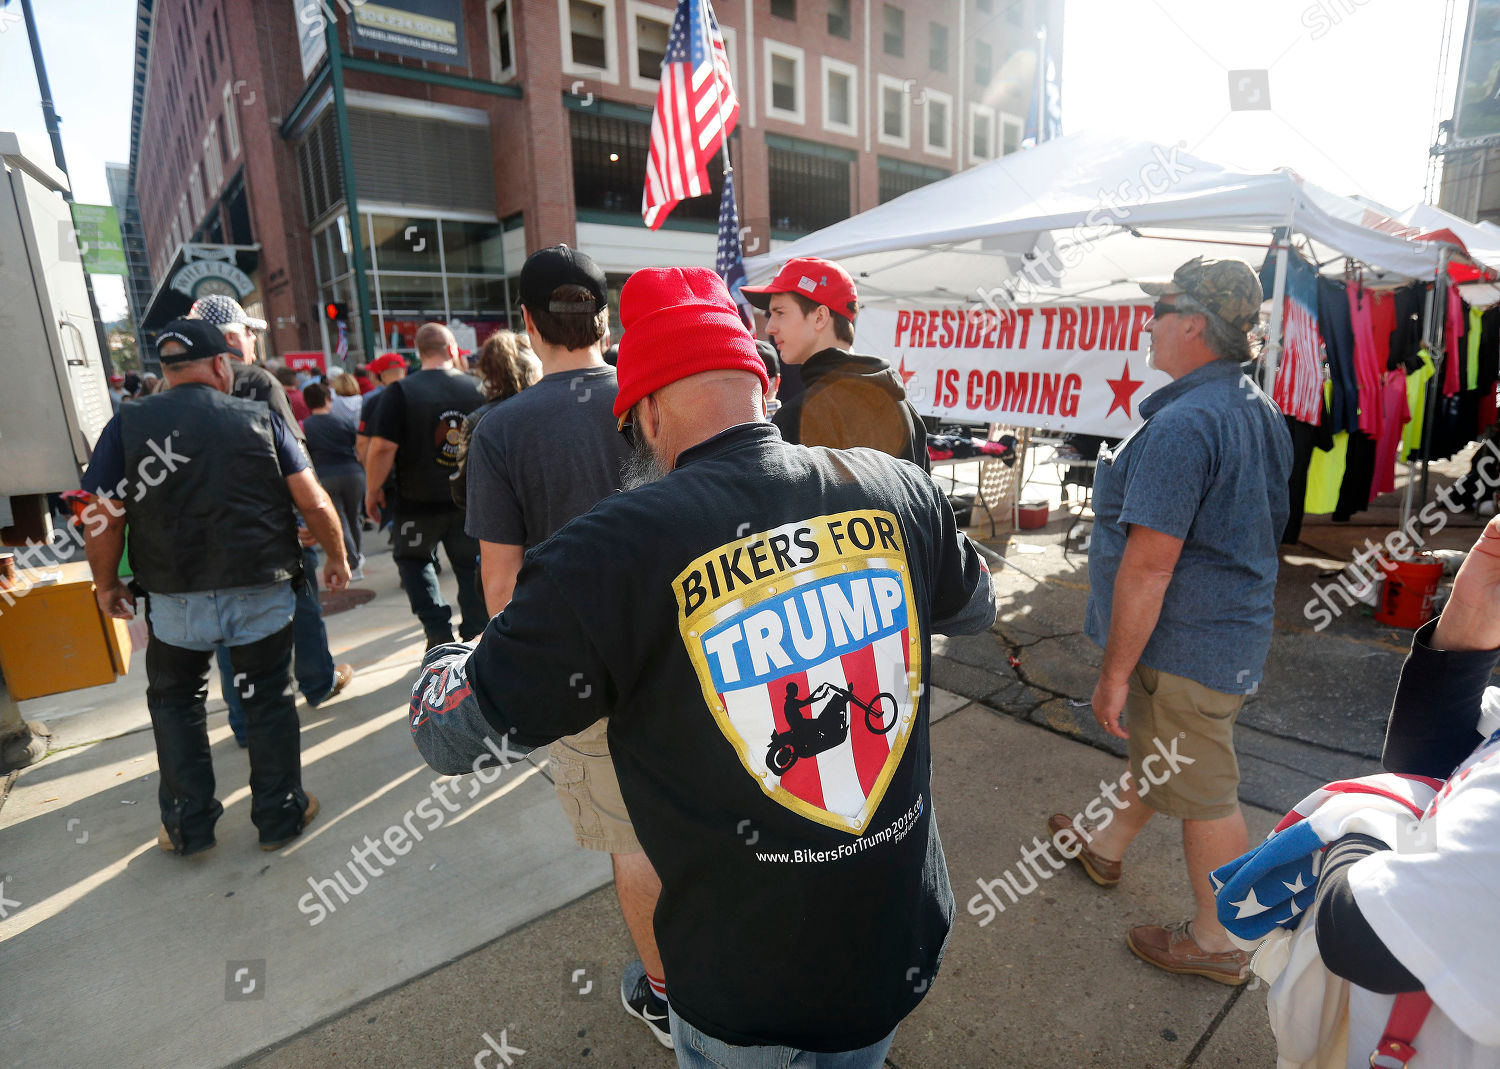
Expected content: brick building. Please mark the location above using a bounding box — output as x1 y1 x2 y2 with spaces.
128 0 1062 364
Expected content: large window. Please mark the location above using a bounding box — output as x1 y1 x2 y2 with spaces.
1000 112 1024 156
771 0 795 18
563 0 617 79
925 91 952 156
570 109 723 223
768 141 851 235
975 40 992 86
629 2 671 89
488 0 515 80
883 5 905 56
764 41 805 123
822 57 857 136
312 211 518 362
929 22 949 71
878 75 909 147
969 102 995 163
828 0 851 38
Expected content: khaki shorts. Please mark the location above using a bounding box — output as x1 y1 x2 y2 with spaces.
1125 664 1246 821
547 719 642 854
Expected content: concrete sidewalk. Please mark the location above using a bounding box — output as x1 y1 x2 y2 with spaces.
3 526 1376 1069
242 703 1280 1069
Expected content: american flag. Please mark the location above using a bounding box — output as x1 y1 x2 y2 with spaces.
642 0 739 230
716 171 753 328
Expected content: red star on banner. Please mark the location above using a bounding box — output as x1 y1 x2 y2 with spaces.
1106 360 1144 419
896 357 917 388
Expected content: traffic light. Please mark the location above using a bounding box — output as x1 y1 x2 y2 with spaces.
323 301 347 322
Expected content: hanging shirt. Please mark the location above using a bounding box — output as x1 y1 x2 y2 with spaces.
1319 278 1360 435
1370 371 1411 502
1260 250 1324 425
1445 289 1466 397
1348 286 1385 438
1402 348 1437 463
1306 383 1349 516
1469 306 1484 392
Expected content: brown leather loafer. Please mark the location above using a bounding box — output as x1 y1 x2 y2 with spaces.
1045 813 1122 886
1126 921 1250 986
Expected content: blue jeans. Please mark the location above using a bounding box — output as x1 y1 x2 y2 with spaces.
143 583 305 851
668 1009 896 1069
219 548 335 740
392 509 486 643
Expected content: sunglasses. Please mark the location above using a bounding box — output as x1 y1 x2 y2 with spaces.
618 414 638 449
1151 299 1182 320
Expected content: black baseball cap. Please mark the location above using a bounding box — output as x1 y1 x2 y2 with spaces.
519 244 608 315
155 319 234 364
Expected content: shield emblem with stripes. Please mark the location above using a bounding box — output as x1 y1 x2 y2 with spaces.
674 509 924 835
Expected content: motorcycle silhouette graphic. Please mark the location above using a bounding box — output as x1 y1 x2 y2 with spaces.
766 681 898 776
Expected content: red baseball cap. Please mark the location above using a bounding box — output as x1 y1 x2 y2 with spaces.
368 352 406 376
741 256 859 319
613 267 769 420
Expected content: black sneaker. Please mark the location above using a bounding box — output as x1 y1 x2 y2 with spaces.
620 960 672 1049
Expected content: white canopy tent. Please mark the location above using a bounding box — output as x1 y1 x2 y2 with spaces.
743 133 1448 307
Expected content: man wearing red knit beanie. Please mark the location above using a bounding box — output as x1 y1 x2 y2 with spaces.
409 267 996 1067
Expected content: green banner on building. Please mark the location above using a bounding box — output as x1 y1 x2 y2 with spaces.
69 203 127 275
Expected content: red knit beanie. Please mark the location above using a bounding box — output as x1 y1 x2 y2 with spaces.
613 267 769 419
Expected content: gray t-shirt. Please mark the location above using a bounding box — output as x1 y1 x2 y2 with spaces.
464 366 631 547
1084 359 1293 694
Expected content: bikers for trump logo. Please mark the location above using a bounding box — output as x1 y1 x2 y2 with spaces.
675 510 923 834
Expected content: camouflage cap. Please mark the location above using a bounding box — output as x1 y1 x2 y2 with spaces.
1141 256 1263 334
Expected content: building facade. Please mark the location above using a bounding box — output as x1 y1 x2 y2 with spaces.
129 0 1062 364
104 161 155 361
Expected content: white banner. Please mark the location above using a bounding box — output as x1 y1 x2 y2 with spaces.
860 302 1171 437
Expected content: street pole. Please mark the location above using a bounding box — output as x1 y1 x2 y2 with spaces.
19 0 116 378
325 16 378 363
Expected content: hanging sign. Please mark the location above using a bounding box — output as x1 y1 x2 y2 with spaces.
859 301 1171 436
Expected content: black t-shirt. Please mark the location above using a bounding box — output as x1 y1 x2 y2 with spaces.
409 423 996 1050
368 368 484 511
303 410 361 475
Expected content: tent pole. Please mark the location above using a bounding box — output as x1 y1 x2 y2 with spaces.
1262 229 1291 395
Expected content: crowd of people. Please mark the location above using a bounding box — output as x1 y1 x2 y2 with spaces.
72 247 1497 1068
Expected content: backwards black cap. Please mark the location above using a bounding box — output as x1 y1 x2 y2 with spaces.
519 244 608 315
155 319 234 364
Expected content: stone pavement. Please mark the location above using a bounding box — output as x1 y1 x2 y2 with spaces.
1 482 1454 1068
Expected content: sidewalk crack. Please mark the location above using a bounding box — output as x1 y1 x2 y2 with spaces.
1178 983 1247 1067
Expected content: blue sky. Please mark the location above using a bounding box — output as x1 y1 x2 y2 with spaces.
0 0 1467 322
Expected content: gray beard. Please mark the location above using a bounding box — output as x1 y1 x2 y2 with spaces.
621 433 669 490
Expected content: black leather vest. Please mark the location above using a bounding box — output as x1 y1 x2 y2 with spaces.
119 384 301 593
394 368 484 505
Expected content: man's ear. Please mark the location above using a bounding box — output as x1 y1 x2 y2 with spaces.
644 394 663 439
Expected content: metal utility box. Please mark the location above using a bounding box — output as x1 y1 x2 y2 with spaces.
0 131 112 498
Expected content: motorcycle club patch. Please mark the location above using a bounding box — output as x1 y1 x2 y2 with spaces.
675 509 923 835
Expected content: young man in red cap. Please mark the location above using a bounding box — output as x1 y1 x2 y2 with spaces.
743 256 929 472
410 266 995 1067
